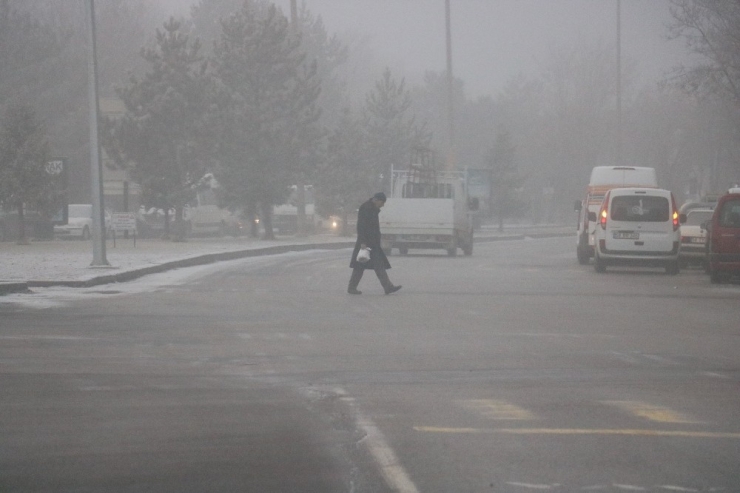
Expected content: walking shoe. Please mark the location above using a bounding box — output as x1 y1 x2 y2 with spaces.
347 288 362 295
385 285 402 295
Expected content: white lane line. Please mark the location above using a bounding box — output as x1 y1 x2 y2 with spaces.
613 485 647 491
333 387 419 493
658 487 699 492
506 482 554 489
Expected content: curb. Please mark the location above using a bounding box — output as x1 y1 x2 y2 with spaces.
0 282 31 295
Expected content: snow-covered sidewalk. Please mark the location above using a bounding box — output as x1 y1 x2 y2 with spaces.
0 234 354 292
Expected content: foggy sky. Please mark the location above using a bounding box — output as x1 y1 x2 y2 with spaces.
159 0 689 99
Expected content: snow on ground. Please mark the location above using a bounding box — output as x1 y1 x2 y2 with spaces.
0 235 349 282
0 249 343 310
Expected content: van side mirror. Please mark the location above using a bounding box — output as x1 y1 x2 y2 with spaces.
468 197 479 211
574 200 582 212
588 211 597 222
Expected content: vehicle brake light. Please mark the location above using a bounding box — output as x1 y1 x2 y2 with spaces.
671 194 680 231
599 191 609 230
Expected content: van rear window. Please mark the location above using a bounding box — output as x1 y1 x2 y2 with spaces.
610 196 669 222
718 199 740 227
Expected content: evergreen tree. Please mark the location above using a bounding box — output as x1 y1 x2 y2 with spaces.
364 68 429 191
109 18 215 240
0 104 55 244
314 108 370 236
484 128 526 232
210 2 318 240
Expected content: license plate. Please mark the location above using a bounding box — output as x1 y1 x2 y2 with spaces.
613 231 639 240
690 237 706 244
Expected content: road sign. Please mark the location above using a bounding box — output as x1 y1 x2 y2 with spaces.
111 212 137 232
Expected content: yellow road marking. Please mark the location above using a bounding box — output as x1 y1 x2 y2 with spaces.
602 401 702 424
413 426 740 438
458 399 536 420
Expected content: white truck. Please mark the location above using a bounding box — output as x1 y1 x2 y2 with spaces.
380 166 476 257
574 166 658 264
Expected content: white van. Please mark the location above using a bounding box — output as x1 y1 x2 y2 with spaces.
591 188 685 274
575 166 658 264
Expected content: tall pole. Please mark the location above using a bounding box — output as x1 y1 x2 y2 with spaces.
290 0 307 236
85 0 108 266
445 0 456 171
616 0 623 167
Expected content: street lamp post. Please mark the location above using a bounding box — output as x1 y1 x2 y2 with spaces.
85 0 108 266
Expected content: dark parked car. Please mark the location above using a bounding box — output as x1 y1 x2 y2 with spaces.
0 209 54 242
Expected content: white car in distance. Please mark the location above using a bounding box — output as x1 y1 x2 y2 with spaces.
54 204 110 240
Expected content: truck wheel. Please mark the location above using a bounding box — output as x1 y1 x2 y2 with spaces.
399 247 408 255
463 243 473 256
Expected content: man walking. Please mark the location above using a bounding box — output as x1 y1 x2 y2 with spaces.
348 192 402 295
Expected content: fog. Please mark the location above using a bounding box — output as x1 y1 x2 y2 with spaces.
160 0 687 99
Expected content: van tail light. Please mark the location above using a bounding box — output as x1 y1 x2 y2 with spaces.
599 191 610 230
671 194 680 231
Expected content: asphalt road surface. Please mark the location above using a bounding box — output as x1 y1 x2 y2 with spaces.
1 236 739 492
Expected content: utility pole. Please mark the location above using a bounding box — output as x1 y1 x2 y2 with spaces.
616 0 623 167
445 0 456 171
290 0 308 237
85 0 109 266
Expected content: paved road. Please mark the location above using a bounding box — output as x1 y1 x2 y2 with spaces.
1 237 739 492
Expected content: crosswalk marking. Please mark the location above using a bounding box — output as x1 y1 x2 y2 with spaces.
458 399 537 420
602 401 702 424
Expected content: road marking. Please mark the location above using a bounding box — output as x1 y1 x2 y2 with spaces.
506 482 555 489
459 399 536 420
333 388 420 493
413 426 740 438
658 486 699 492
603 401 702 424
613 485 647 491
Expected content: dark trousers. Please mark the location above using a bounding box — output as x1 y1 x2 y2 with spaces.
348 264 393 292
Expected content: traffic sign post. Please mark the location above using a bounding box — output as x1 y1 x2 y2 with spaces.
110 212 137 247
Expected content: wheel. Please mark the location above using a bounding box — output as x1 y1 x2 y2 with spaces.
463 243 473 256
447 247 457 257
81 226 90 240
708 264 723 284
665 261 680 275
577 246 589 264
399 246 408 255
593 254 606 273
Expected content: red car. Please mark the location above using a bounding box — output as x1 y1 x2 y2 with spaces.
705 187 740 283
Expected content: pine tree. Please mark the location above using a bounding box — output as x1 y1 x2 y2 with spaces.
109 18 215 240
314 108 370 236
210 2 319 240
364 68 429 190
0 104 54 244
485 128 526 232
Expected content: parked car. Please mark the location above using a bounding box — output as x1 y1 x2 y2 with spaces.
679 208 714 268
705 187 740 283
590 187 686 274
0 209 53 242
54 204 111 240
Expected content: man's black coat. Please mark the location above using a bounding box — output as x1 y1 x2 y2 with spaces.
349 198 391 270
